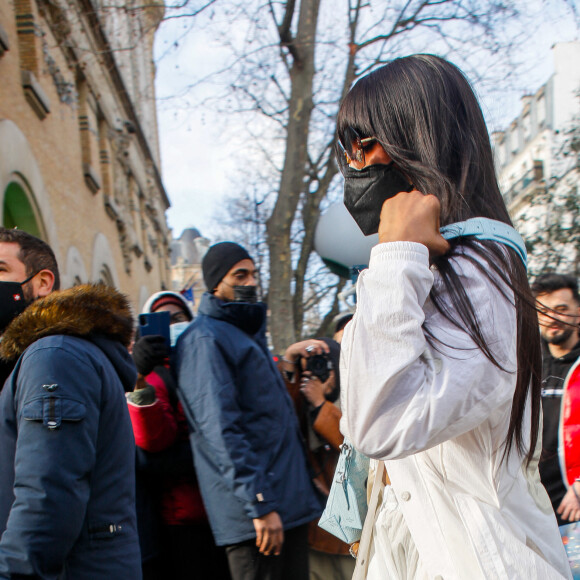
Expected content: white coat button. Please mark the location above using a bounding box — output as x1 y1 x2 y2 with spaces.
400 491 411 501
434 576 444 580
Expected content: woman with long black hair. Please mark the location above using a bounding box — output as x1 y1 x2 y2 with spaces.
337 55 572 579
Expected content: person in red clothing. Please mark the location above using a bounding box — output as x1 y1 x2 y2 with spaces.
128 291 231 580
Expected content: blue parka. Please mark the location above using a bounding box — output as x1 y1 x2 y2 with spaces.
175 293 322 546
0 285 141 579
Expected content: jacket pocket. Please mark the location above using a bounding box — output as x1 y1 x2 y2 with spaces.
22 396 86 430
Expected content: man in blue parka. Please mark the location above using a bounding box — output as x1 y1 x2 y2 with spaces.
176 242 321 580
0 228 141 579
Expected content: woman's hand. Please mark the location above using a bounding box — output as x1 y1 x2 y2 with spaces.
378 190 450 258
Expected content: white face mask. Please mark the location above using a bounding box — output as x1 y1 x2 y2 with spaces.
170 321 190 347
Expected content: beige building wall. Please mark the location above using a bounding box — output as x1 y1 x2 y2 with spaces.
0 0 171 311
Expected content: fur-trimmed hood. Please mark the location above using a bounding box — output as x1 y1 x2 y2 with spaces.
0 284 134 361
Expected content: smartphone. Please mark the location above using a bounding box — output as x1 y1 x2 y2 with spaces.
138 311 171 348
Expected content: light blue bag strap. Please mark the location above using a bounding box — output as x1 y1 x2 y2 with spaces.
440 218 527 269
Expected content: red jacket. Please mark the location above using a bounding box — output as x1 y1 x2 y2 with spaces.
127 368 206 525
560 359 580 487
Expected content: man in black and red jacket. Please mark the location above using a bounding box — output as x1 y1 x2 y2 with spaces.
533 273 580 525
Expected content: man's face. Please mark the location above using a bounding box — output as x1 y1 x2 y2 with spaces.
0 242 34 302
537 288 580 347
214 259 258 302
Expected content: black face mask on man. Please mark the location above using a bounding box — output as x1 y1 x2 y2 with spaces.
0 272 37 332
343 162 413 236
233 285 259 304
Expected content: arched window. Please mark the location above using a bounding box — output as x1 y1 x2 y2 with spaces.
3 181 42 237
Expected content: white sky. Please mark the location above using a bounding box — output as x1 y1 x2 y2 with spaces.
154 2 579 242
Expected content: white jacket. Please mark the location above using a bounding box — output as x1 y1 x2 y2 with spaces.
340 242 571 580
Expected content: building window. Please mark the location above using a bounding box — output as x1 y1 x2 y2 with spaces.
77 76 101 194
99 117 113 196
537 94 546 128
511 123 519 154
15 0 51 119
3 181 42 237
522 113 531 143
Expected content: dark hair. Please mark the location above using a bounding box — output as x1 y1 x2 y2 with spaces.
337 54 541 465
334 313 353 335
531 273 580 303
0 227 60 290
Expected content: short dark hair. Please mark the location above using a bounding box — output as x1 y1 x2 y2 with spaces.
531 273 579 303
0 228 60 290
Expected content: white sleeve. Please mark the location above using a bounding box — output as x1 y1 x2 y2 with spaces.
340 241 517 460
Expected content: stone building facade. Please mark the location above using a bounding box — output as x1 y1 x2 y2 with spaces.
493 42 580 276
0 0 171 310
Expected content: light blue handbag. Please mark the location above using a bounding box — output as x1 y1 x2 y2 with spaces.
318 438 370 544
440 217 527 268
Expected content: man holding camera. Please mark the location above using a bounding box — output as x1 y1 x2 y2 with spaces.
280 338 355 580
175 242 321 580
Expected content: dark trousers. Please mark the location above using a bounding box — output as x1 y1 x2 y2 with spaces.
143 522 231 580
225 524 309 580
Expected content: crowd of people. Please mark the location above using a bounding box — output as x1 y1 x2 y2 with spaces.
0 53 579 580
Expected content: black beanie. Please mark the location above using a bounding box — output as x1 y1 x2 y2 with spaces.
202 242 253 292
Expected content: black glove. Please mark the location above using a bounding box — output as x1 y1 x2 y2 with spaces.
132 335 169 376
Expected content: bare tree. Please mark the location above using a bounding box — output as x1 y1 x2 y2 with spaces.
176 0 569 352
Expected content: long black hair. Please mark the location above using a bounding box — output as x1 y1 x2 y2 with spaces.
337 55 541 465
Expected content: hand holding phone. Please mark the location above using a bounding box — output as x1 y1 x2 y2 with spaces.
133 312 171 376
132 335 169 376
139 312 170 347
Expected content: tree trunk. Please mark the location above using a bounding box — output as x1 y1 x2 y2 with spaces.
266 0 321 353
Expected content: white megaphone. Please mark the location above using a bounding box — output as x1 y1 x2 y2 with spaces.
314 201 378 279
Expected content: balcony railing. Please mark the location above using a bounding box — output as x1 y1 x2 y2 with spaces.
503 161 545 206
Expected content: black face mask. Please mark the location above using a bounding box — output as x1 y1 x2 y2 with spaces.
233 285 259 304
343 162 413 236
0 272 36 332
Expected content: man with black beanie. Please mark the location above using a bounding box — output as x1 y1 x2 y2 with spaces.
175 242 321 580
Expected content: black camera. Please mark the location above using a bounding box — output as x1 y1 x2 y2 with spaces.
306 353 333 383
